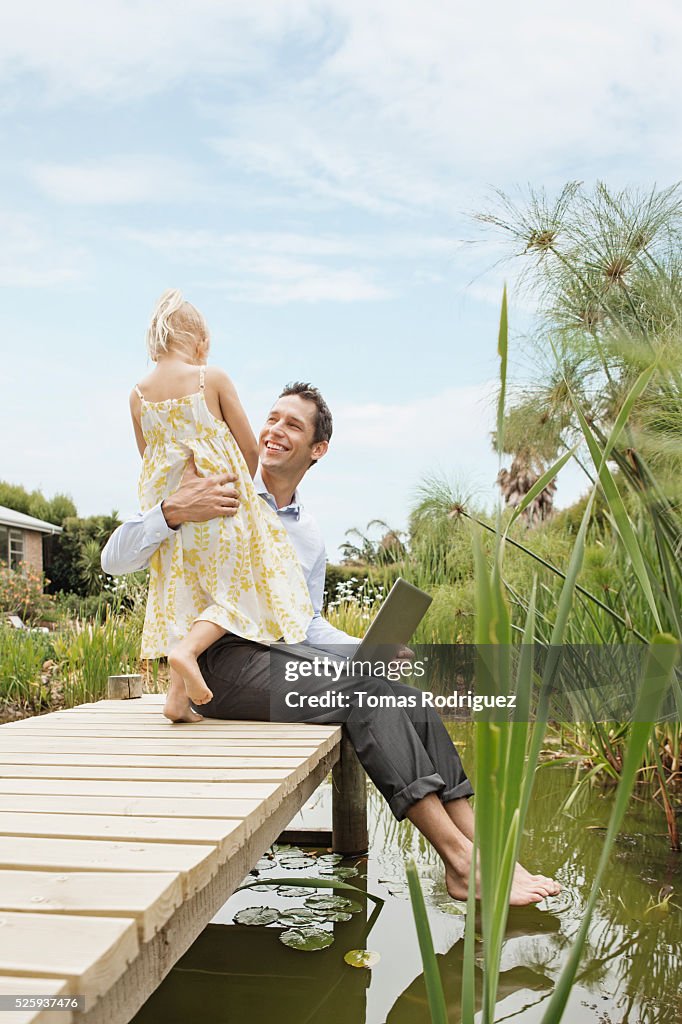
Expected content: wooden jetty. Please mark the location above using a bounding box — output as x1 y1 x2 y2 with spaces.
0 693 367 1023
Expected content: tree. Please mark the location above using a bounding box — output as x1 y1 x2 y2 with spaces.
477 182 682 510
78 538 106 596
339 520 406 566
47 512 121 596
0 480 77 525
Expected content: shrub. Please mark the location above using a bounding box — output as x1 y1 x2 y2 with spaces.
0 562 53 624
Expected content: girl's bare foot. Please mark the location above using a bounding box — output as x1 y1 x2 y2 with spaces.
169 648 213 705
163 690 204 723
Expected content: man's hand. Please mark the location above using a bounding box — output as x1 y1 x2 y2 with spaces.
385 646 415 678
161 457 240 529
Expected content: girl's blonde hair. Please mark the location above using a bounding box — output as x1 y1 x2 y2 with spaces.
146 289 209 361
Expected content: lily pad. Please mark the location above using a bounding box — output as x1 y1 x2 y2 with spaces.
280 857 316 870
316 853 343 865
248 884 275 893
253 858 276 871
233 906 280 926
279 926 334 951
344 949 381 969
276 885 319 899
277 908 320 926
322 909 353 923
318 866 359 879
305 895 362 914
434 900 465 917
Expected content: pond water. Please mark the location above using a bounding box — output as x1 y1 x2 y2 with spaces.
133 726 682 1024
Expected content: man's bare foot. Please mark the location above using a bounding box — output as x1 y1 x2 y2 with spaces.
445 857 559 907
163 689 204 723
169 649 213 705
514 863 561 896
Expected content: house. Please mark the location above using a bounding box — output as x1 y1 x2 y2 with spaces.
0 505 62 577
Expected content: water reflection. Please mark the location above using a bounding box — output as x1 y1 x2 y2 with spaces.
134 725 681 1024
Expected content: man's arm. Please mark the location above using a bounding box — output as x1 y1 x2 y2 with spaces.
101 504 173 575
101 460 240 576
304 548 361 652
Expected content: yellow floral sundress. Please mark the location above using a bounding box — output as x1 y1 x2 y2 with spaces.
136 367 313 657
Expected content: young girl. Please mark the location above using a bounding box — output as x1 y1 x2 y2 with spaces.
130 289 313 723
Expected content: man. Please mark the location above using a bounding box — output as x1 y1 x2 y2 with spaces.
102 381 559 904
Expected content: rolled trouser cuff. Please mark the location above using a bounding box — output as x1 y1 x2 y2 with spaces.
441 779 475 802
389 772 446 821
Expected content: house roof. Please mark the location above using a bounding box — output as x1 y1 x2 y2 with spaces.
0 505 63 535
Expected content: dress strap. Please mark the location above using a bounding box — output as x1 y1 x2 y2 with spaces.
199 365 206 391
134 384 144 400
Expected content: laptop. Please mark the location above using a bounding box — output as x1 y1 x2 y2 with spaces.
274 577 432 665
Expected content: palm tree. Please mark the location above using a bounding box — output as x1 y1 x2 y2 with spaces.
78 538 105 596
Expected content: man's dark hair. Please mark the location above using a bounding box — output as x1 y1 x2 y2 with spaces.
279 381 332 466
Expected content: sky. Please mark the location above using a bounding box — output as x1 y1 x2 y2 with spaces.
2 0 681 558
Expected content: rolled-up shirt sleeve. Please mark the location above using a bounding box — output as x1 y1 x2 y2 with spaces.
101 504 174 576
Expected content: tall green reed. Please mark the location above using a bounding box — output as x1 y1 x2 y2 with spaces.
51 607 142 706
407 289 680 1023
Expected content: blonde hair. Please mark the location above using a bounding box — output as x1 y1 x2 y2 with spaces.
146 289 209 361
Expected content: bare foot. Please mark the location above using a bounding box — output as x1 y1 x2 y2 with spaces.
514 863 561 896
163 689 204 723
445 856 558 907
169 648 213 705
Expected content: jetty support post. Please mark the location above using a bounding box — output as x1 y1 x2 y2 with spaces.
332 731 368 855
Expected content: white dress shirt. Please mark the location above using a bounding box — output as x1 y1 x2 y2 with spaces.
100 471 359 652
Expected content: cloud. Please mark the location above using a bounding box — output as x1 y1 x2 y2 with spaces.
120 227 457 303
0 211 85 287
207 1 682 213
5 2 682 223
0 1 318 101
28 156 201 205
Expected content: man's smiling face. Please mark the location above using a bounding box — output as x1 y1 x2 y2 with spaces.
259 393 328 478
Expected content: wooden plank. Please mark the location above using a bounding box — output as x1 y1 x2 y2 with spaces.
0 765 292 783
4 727 336 743
0 752 305 769
0 813 245 858
0 912 138 1003
5 717 336 733
7 713 336 732
19 713 336 733
0 976 72 1024
0 871 181 943
0 837 217 897
0 739 330 755
44 720 335 733
0 700 343 1021
78 744 337 1024
0 793 263 823
0 779 282 800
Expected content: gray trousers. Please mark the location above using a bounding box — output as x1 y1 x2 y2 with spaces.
196 635 473 821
